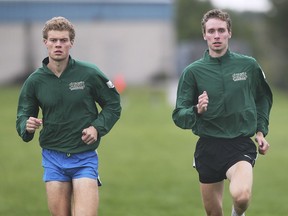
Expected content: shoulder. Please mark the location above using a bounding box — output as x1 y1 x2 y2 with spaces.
73 59 101 72
72 59 110 86
24 67 45 84
19 68 44 92
230 51 258 65
73 59 108 77
183 58 206 74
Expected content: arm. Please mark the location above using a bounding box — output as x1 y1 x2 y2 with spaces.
254 66 273 154
90 74 121 138
172 69 208 129
254 67 273 137
16 80 40 142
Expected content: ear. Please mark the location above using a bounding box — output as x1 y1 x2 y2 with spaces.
203 33 207 41
43 39 48 49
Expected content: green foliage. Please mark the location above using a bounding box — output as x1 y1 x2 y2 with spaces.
265 0 288 89
175 0 212 40
175 0 255 42
175 0 288 90
0 86 287 215
267 0 288 48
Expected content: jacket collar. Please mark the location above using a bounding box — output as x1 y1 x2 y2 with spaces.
42 56 74 74
204 49 231 62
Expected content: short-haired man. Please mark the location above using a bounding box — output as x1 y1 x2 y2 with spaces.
16 17 121 216
173 9 272 216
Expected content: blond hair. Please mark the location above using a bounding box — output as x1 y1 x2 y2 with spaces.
42 16 75 41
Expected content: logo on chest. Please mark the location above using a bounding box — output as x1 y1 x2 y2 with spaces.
69 81 85 90
232 72 247 81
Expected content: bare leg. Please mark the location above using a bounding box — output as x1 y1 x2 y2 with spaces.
46 181 73 216
226 161 253 215
72 178 99 216
200 181 225 216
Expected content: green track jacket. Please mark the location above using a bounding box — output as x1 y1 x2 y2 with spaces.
16 56 121 153
172 50 272 138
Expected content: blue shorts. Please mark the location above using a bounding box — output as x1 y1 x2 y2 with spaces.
42 149 102 186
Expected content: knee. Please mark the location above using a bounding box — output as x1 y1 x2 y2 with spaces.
204 202 223 216
233 188 251 208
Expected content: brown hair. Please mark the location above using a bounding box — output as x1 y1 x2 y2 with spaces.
42 16 75 41
201 9 232 34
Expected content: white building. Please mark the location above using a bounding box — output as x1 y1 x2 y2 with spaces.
0 0 176 85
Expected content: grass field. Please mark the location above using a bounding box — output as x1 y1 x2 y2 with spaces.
0 85 287 216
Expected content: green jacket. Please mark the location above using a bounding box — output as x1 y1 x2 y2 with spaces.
172 50 272 138
16 56 121 153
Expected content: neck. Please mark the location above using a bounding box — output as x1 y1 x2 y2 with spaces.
209 47 228 58
47 57 69 77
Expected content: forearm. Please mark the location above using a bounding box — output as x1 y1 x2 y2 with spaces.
16 116 35 142
172 106 198 129
91 101 121 137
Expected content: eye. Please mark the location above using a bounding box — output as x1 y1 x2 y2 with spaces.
60 38 69 43
208 29 215 34
219 28 226 33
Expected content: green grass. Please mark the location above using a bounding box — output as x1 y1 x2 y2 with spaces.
0 85 287 216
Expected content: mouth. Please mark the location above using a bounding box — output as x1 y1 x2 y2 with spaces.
54 50 63 54
212 42 222 48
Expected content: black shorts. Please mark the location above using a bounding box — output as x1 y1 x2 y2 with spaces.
193 136 257 184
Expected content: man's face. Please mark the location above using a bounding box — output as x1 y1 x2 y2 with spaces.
43 30 73 62
203 18 231 57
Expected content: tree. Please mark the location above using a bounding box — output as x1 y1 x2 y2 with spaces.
175 0 212 41
175 0 254 42
265 0 288 89
174 0 286 89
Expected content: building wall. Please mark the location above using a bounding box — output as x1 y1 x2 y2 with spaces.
0 1 176 85
0 20 175 85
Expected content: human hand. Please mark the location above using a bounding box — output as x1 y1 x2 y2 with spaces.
81 126 98 145
255 132 270 155
197 91 209 114
26 117 42 133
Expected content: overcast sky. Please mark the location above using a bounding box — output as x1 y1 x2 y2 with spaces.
0 0 272 12
210 0 272 12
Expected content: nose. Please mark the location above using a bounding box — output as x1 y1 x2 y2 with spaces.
55 44 62 48
214 31 220 38
55 39 62 46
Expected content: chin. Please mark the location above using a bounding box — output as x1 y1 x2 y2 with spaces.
52 56 66 62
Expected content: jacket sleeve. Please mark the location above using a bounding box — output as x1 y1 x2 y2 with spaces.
254 66 273 136
172 68 199 130
16 79 40 142
90 72 121 137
